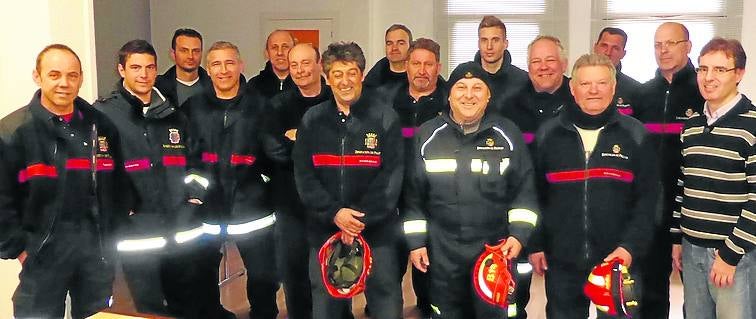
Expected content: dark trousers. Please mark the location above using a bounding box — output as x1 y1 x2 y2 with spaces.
394 228 431 316
13 222 113 319
121 250 170 316
275 212 312 319
235 226 280 319
309 241 402 319
545 262 638 319
427 227 507 319
638 229 672 318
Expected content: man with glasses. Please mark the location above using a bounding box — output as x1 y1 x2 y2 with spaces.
635 22 704 318
671 37 755 319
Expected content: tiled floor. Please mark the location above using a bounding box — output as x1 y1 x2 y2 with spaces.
101 242 686 319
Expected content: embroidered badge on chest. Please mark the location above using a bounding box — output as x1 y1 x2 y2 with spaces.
98 136 109 152
169 128 181 144
365 132 378 149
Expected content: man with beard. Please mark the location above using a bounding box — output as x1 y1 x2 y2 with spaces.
364 24 412 88
474 15 528 115
247 30 296 98
266 43 332 319
155 28 212 108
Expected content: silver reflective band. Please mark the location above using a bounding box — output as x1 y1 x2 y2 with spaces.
425 159 457 173
508 208 538 227
470 158 509 175
517 262 532 274
227 213 276 235
175 225 205 244
508 303 517 317
403 220 428 234
203 223 222 235
184 174 209 189
117 237 167 252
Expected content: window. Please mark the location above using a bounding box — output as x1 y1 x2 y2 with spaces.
592 0 742 82
439 0 568 76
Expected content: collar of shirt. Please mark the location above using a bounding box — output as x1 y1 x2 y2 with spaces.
704 93 742 125
176 76 200 86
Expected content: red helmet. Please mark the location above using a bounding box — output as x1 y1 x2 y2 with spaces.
584 258 638 317
318 231 373 298
472 243 515 308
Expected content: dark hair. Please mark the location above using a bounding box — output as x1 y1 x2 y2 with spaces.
118 40 157 66
36 44 82 73
408 38 441 62
322 42 366 74
597 27 628 48
700 37 747 69
478 15 507 37
385 24 413 42
171 28 202 50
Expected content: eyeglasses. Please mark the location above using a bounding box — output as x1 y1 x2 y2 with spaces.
695 66 737 75
654 40 688 50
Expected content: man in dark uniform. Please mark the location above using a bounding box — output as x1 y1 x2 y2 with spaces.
403 61 539 319
635 22 705 318
364 24 412 88
593 27 642 116
293 41 404 319
530 53 660 318
380 37 446 319
474 15 529 114
184 41 282 319
266 43 332 319
155 28 212 108
0 44 123 319
94 39 213 318
247 30 296 98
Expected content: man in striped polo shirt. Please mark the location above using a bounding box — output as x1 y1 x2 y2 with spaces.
672 37 755 318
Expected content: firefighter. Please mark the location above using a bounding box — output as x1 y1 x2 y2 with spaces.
292 41 404 319
403 61 539 319
183 41 284 319
529 54 660 318
94 39 212 317
0 44 123 319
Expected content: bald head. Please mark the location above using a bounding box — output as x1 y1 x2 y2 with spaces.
266 30 295 76
654 22 692 82
288 43 322 93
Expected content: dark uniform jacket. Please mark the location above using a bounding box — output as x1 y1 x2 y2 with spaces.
474 50 529 112
531 103 660 269
500 76 572 146
402 112 539 250
0 91 123 260
364 56 408 88
155 65 212 108
95 83 201 240
183 80 283 227
292 90 404 246
636 60 704 226
613 64 642 116
247 61 295 99
266 78 333 219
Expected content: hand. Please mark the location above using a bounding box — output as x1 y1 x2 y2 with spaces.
604 246 633 267
500 236 523 260
18 251 27 265
340 232 356 245
333 208 365 236
709 251 736 288
528 252 548 276
671 244 683 272
284 129 297 141
410 247 430 273
188 198 203 205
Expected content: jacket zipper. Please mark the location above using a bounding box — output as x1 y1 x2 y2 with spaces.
340 134 346 203
36 142 60 255
575 130 591 262
90 123 106 262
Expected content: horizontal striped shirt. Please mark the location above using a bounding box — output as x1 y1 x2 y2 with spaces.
672 95 756 265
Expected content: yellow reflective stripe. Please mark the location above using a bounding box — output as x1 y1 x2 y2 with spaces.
184 174 209 189
507 303 518 317
175 225 205 244
203 223 222 235
500 158 510 174
117 237 167 252
227 213 276 235
470 159 489 174
403 220 427 234
508 208 538 226
425 159 457 173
